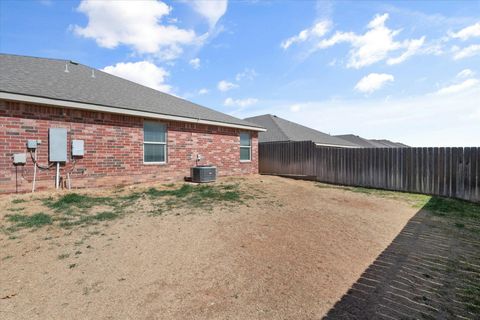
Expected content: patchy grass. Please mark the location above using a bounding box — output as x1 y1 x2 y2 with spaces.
58 253 70 260
349 187 431 207
58 211 119 228
43 193 115 212
94 211 118 221
462 284 480 313
421 197 480 313
317 183 480 234
315 182 479 218
315 183 431 208
147 183 243 214
40 192 135 228
423 196 480 236
119 192 142 202
455 222 465 228
2 182 250 234
11 199 26 204
315 183 350 191
6 213 52 230
423 197 480 219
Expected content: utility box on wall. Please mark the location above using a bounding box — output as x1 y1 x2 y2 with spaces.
27 139 38 149
13 153 26 165
49 128 67 162
72 140 84 157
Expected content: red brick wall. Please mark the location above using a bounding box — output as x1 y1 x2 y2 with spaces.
0 100 258 193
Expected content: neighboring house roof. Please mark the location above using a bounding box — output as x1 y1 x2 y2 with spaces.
336 134 409 148
394 142 410 148
369 139 409 148
244 114 359 148
0 54 264 131
335 134 409 148
335 134 379 148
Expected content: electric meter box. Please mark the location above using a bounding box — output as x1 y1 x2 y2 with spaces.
72 140 84 157
27 139 37 149
49 128 67 162
13 153 27 165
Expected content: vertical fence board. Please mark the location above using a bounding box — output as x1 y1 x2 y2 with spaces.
433 148 439 196
451 148 458 198
445 147 451 198
457 148 465 199
420 148 426 194
473 148 480 202
392 148 397 190
474 147 479 202
464 147 471 202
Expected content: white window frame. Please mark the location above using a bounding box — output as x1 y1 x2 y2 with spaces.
143 121 167 164
240 132 252 162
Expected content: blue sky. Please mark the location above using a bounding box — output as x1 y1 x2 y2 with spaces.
1 0 479 146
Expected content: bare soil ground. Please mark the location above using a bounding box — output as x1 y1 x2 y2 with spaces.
0 175 452 319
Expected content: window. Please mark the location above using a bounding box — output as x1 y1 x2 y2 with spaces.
144 121 166 163
240 132 251 161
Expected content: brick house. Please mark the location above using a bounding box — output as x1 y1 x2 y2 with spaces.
0 54 265 193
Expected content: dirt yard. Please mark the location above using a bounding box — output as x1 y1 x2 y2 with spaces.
0 175 454 319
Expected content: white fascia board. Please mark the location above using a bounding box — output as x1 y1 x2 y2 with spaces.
0 92 267 132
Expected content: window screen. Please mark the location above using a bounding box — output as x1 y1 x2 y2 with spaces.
144 121 167 163
240 132 251 161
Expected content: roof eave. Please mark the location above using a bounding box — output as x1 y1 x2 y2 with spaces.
314 142 360 148
0 92 266 132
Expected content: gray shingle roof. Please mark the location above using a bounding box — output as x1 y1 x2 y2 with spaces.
0 54 263 130
369 139 409 148
335 134 379 148
245 114 359 147
336 134 409 148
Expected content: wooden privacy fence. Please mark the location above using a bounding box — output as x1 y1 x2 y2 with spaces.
259 141 480 203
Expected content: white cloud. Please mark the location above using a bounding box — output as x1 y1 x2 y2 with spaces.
281 20 331 49
198 88 209 95
435 78 479 95
239 88 480 147
224 97 258 107
387 36 425 65
235 68 258 81
74 0 197 60
217 80 238 92
449 22 480 40
290 104 301 112
457 69 475 79
314 13 425 68
189 58 201 69
354 73 394 94
102 61 171 92
190 0 227 28
452 44 480 60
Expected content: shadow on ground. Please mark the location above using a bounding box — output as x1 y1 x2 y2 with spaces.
324 197 480 319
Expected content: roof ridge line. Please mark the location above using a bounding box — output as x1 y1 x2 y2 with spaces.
0 52 69 63
269 114 290 141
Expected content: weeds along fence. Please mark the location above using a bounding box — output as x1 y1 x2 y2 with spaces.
259 141 480 203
